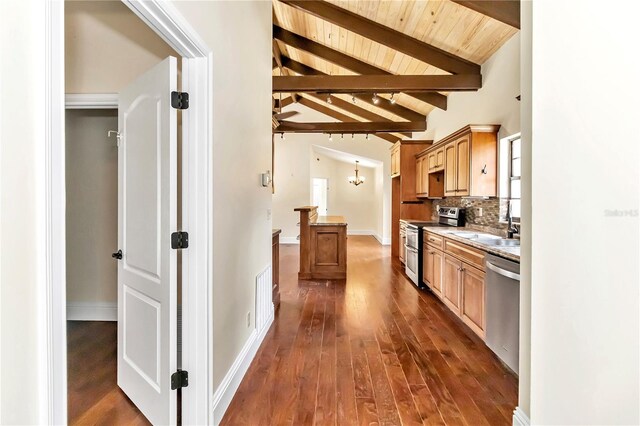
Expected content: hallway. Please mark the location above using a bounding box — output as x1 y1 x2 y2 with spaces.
222 236 517 425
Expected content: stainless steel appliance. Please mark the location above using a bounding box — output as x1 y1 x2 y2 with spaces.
485 253 520 374
404 207 465 288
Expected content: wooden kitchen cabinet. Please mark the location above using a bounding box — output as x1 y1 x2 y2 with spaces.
443 254 462 315
440 125 500 197
399 221 407 264
272 229 281 309
416 155 429 198
428 147 445 172
461 264 486 338
423 244 444 299
390 143 401 177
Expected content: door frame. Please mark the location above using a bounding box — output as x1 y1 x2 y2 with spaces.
45 1 213 424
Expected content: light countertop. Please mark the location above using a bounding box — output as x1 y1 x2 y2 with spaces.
311 215 347 226
422 226 520 262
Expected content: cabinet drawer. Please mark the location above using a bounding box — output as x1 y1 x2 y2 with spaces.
424 232 444 250
444 238 485 270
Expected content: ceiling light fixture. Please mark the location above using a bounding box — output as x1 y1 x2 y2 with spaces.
390 93 396 104
348 160 365 186
327 95 332 104
280 133 285 140
372 93 380 104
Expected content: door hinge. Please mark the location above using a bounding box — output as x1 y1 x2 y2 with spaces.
171 231 189 249
171 91 189 110
171 369 189 390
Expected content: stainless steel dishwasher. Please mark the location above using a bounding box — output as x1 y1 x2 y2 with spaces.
485 253 520 374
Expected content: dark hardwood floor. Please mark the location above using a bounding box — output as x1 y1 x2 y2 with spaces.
222 235 517 425
67 321 150 425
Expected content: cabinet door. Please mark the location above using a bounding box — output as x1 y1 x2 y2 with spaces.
422 157 429 196
444 142 457 196
461 264 485 338
416 158 421 193
424 248 444 299
436 148 445 169
432 249 444 298
443 254 461 314
455 136 470 196
428 153 436 171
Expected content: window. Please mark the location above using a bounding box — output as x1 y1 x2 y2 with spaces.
507 137 521 222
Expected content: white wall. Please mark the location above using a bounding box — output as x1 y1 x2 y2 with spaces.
272 103 392 244
65 110 118 309
415 33 521 143
309 153 378 234
65 0 177 93
528 1 639 424
168 1 273 395
0 1 48 423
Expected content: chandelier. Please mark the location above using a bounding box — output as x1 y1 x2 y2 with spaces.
348 160 365 186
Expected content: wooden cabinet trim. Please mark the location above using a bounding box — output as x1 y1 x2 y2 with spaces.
444 238 486 271
425 232 444 250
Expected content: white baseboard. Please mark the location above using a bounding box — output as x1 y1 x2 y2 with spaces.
347 229 375 236
211 310 274 425
280 236 300 244
67 302 117 321
513 406 530 426
374 233 391 245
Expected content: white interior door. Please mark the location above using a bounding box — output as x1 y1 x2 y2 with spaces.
117 56 178 425
312 177 329 215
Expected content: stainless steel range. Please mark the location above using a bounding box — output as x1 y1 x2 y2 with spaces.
404 207 465 288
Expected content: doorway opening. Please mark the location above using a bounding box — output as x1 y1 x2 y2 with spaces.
311 177 329 216
64 2 186 424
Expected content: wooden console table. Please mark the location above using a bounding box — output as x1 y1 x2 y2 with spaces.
295 206 347 280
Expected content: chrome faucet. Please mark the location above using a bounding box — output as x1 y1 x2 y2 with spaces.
507 203 519 239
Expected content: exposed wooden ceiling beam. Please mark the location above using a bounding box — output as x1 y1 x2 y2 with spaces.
296 97 399 143
278 0 480 75
273 74 482 93
274 96 294 109
306 94 411 137
273 26 448 110
451 1 520 29
280 57 426 122
276 120 425 134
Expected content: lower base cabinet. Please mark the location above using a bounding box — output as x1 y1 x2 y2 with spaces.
439 248 486 339
443 254 462 315
423 246 444 298
461 265 485 338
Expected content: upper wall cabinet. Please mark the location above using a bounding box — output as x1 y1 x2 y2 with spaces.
390 141 433 202
435 125 500 198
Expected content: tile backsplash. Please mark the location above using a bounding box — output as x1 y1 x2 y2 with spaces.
432 197 509 234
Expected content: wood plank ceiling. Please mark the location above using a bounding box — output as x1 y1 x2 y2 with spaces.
273 0 519 142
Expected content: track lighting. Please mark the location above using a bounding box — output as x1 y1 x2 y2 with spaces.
352 94 357 104
366 134 370 140
372 93 380 104
341 134 344 139
390 93 396 104
327 95 332 104
280 133 285 140
352 133 355 139
328 133 333 141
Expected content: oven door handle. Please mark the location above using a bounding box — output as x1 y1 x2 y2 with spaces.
404 245 418 253
486 261 520 281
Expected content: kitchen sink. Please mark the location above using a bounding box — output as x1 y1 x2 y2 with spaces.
477 238 520 247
